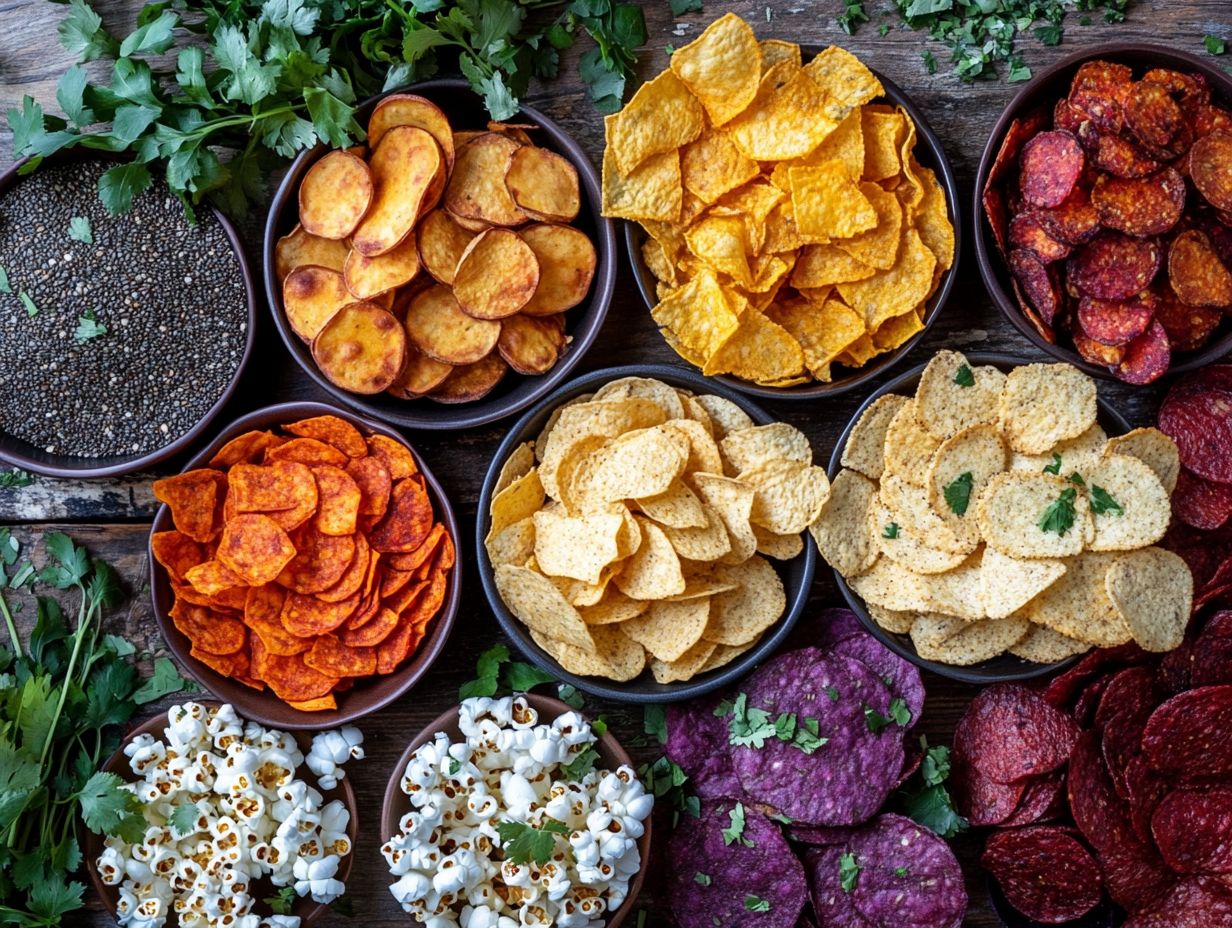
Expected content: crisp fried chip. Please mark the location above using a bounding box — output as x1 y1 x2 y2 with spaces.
681 131 760 205
861 108 905 182
847 557 930 613
310 465 361 536
172 601 246 656
721 423 812 474
614 519 686 600
317 534 371 604
1081 453 1170 552
1104 428 1180 494
918 551 987 619
1105 547 1192 653
152 531 206 584
1008 424 1109 476
621 597 710 662
669 13 760 127
368 94 454 169
343 232 420 301
366 434 418 481
281 589 360 638
926 424 1007 538
881 474 974 555
352 127 442 256
266 437 350 469
388 346 453 400
727 62 839 161
872 309 924 351
489 468 545 542
803 45 883 121
882 399 941 488
539 399 667 498
872 498 968 574
277 526 355 594
153 470 223 543
759 39 800 72
275 225 349 282
252 639 338 702
403 284 500 365
652 270 742 364
1022 552 1130 647
705 556 785 645
685 215 755 288
444 132 526 227
607 70 705 175
299 150 373 241
999 364 1098 455
768 297 865 381
453 228 540 320
1007 624 1090 663
703 300 805 384
637 480 708 529
915 351 1007 440
836 183 903 270
659 504 733 562
428 355 511 405
650 637 719 684
790 162 877 241
575 425 689 507
532 508 625 585
841 394 909 480
913 165 955 271
809 469 879 578
693 395 753 439
495 563 594 651
285 416 367 458
791 243 875 289
485 518 536 567
216 514 297 586
304 634 376 678
312 301 406 395
369 477 435 553
867 603 914 634
282 266 353 342
836 229 937 330
243 585 309 656
532 624 644 681
740 459 830 535
980 546 1067 620
752 525 804 560
601 144 682 223
209 430 285 469
978 472 1093 559
519 223 597 316
416 209 475 286
912 615 1030 666
506 146 580 223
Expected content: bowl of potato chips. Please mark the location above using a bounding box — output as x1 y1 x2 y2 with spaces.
264 80 616 431
605 15 959 398
476 365 822 702
812 350 1193 683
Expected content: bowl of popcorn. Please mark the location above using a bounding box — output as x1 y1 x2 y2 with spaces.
380 693 653 927
84 701 362 928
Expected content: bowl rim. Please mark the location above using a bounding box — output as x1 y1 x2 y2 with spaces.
262 78 618 432
972 41 1232 383
378 692 649 928
825 351 1132 685
623 61 963 400
474 362 818 703
0 153 257 478
148 400 462 729
82 700 359 928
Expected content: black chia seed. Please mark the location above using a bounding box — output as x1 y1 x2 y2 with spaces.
0 160 247 458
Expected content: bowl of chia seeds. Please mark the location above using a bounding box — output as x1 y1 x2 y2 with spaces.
0 157 255 477
263 79 616 431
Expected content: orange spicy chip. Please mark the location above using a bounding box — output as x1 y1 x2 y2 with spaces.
366 434 419 480
386 522 444 572
192 646 251 679
380 568 416 599
406 567 448 626
345 588 383 632
376 613 429 674
229 461 316 514
209 586 250 612
304 634 378 677
151 531 206 583
286 693 337 712
434 531 456 573
346 455 392 521
153 470 225 542
251 637 338 701
311 465 362 536
277 526 356 594
317 534 371 604
284 415 368 458
266 437 350 469
281 589 361 637
368 478 435 553
209 430 285 469
243 585 309 656
339 606 400 647
216 514 298 585
185 560 245 597
384 577 428 617
171 600 247 655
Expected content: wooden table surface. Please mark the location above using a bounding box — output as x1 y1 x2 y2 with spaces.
1 2 1227 925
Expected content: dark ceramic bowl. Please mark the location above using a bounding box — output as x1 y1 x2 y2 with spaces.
83 701 358 928
476 363 817 703
975 43 1232 381
149 401 461 728
0 155 256 477
263 80 617 431
625 62 961 400
827 353 1131 685
380 693 648 928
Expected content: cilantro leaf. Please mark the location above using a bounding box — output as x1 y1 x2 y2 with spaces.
670 0 703 13
694 871 711 886
644 704 667 744
502 661 557 693
0 266 10 294
744 895 771 913
1205 34 1227 55
169 802 199 837
1038 487 1077 536
561 745 599 780
1034 23 1063 45
942 472 974 516
953 364 975 387
895 865 909 877
77 770 145 839
74 310 108 344
882 522 899 539
888 697 912 727
40 533 89 589
902 782 967 838
864 705 893 733
922 50 937 73
118 10 178 57
28 876 85 922
837 0 870 34
1043 453 1062 475
825 685 839 702
839 851 861 892
722 802 754 847
18 292 38 318
556 683 585 709
131 657 190 704
58 0 119 61
68 217 93 244
1089 485 1123 516
264 885 297 916
98 163 153 215
497 818 570 865
459 643 508 699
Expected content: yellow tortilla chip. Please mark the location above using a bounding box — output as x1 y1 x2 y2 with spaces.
760 39 801 73
872 310 924 351
837 183 903 270
836 228 937 330
726 62 839 162
790 162 878 242
651 270 742 363
703 301 806 385
912 164 955 271
686 215 755 288
767 296 865 380
607 70 705 175
803 45 884 123
681 131 761 205
601 142 682 223
862 109 905 182
792 242 876 289
670 13 761 127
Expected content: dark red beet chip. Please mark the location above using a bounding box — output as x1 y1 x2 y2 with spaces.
1154 284 1222 352
1054 98 1087 134
951 754 1025 827
1189 103 1232 138
1102 843 1178 915
982 826 1104 924
1020 130 1086 208
1092 167 1186 237
1125 80 1185 149
1141 685 1232 784
1009 211 1072 262
1094 666 1158 730
1009 248 1062 324
1068 231 1163 300
1192 612 1232 687
1069 730 1137 854
1000 770 1066 828
1121 877 1232 928
1158 373 1232 484
1043 644 1147 712
1073 329 1126 368
1172 468 1232 531
1070 61 1133 133
1092 131 1165 179
1151 786 1232 874
955 684 1080 784
1038 189 1102 245
1116 320 1172 385
1077 292 1156 347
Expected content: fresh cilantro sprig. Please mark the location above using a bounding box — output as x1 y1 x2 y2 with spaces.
74 310 107 345
953 364 975 387
896 737 967 839
722 802 753 847
942 472 974 516
497 817 571 865
1205 34 1227 55
1038 486 1077 536
882 522 900 539
725 692 826 755
839 851 861 892
264 885 297 916
864 699 911 733
1089 485 1123 516
639 754 698 827
458 643 558 699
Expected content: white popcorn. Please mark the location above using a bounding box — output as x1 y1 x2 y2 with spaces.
384 698 652 926
100 703 361 928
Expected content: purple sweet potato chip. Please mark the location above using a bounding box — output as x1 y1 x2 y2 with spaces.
666 690 745 801
830 631 926 726
849 814 969 928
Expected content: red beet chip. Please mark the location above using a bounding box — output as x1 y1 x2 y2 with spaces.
1151 786 1232 874
1074 674 1116 727
982 826 1104 924
1077 292 1156 347
1123 754 1168 845
1158 374 1232 484
1000 770 1067 828
1043 644 1148 712
1054 98 1087 134
1173 468 1232 531
1012 277 1058 344
1073 329 1127 369
1091 167 1186 237
1192 612 1232 687
1142 685 1232 784
1189 130 1232 213
1190 103 1232 138
1154 283 1222 352
984 186 1011 259
955 684 1080 784
1156 635 1196 694
1142 68 1211 108
1068 231 1163 300
1102 843 1178 914
1116 320 1172 385
988 108 1052 189
1038 188 1102 245
1009 248 1062 324
1102 711 1150 803
1093 665 1159 730
1121 877 1232 928
1168 229 1232 309
1092 131 1165 179
1070 60 1132 133
1125 81 1186 149
951 754 1025 826
1009 211 1072 263
1020 130 1086 208
1069 730 1138 854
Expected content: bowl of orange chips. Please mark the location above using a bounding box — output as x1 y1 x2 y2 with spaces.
606 14 960 398
148 403 461 727
264 80 616 431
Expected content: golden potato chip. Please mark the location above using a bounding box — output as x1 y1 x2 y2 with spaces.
703 302 806 385
861 109 905 182
753 525 804 560
720 423 812 474
727 62 839 161
489 468 545 542
444 132 527 227
312 301 406 394
352 127 443 256
539 398 668 498
713 180 786 251
575 426 688 505
659 505 733 562
388 345 453 400
803 45 884 122
283 265 351 342
693 395 753 439
1008 624 1091 663
790 243 875 289
664 420 724 475
1105 547 1192 652
837 334 877 367
416 209 476 286
669 13 760 127
762 201 802 254
871 497 969 575
1021 552 1131 647
882 399 941 488
915 351 1007 441
343 232 420 301
652 270 742 364
487 121 536 146
841 394 909 480
913 165 955 272
622 597 710 662
607 70 704 175
705 556 785 645
579 591 648 626
912 615 1030 666
1104 428 1180 494
1081 453 1170 552
299 150 373 241
650 637 719 684
614 519 686 600
681 131 760 205
642 238 678 288
808 109 865 180
809 468 879 578
594 376 686 419
880 473 975 555
485 517 536 567
686 215 755 288
519 223 597 316
497 314 566 376
1009 424 1109 476
506 146 580 223
495 444 535 497
403 284 501 365
533 507 626 585
978 472 1093 559
926 423 1007 538
601 144 682 223
368 93 455 171
451 229 540 320
999 364 1098 455
427 354 508 404
741 459 830 535
275 225 349 282
836 229 937 330
790 162 877 242
637 480 708 529
495 563 595 651
979 546 1067 620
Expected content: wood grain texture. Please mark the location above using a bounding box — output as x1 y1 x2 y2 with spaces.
1 1 1227 925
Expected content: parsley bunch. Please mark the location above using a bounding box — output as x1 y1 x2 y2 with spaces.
7 0 645 219
0 531 190 926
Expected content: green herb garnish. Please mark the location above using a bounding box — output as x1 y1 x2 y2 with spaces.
169 803 199 838
1043 453 1062 475
1089 485 1123 516
943 472 974 516
458 643 556 699
644 704 667 743
825 685 840 702
1038 487 1077 536
264 885 297 916
669 0 702 14
1205 34 1227 55
728 693 826 754
0 266 11 294
639 755 697 827
922 49 937 73
722 802 754 847
898 737 968 838
839 852 861 892
18 291 37 317
895 865 909 877
0 468 33 489
888 697 912 727
864 705 893 733
562 745 600 779
694 872 712 886
837 0 870 34
74 310 107 344
953 364 975 387
744 895 771 913
67 217 93 244
497 818 571 865
883 522 900 539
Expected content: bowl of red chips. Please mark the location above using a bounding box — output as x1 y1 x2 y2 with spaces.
975 43 1232 385
148 402 460 728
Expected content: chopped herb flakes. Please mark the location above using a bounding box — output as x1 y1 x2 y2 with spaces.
68 216 93 243
943 472 974 516
728 692 826 754
883 522 900 539
74 309 107 344
839 851 861 892
1043 453 1063 475
1089 485 1123 515
744 894 771 913
694 871 712 886
18 291 37 317
723 802 754 847
1205 34 1227 55
953 363 975 387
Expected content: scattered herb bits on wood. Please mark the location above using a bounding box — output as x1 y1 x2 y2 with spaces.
0 160 247 458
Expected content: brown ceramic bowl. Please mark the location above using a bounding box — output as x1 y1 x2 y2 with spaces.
625 61 961 400
148 401 461 729
975 43 1232 382
263 80 617 432
83 701 358 927
380 693 650 927
0 154 256 478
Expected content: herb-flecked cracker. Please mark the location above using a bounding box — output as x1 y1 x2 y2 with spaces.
915 350 1007 440
999 363 1098 454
